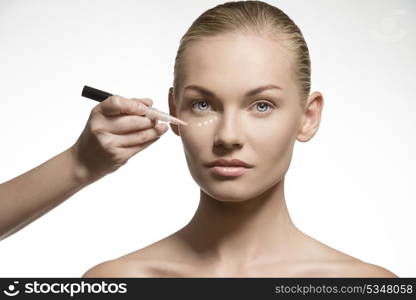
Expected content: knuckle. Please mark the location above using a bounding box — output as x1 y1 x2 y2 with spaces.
90 106 101 119
137 132 147 144
101 136 114 151
113 154 126 167
110 95 121 107
89 121 103 135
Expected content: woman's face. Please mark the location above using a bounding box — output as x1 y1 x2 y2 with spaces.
170 33 307 202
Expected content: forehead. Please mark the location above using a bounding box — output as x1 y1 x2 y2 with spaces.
181 33 295 92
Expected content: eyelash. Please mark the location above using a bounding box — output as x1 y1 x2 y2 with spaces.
190 99 275 116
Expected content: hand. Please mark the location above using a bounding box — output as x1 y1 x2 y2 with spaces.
70 95 168 184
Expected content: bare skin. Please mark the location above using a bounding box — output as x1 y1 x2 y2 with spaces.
83 33 398 278
83 180 397 277
0 97 168 240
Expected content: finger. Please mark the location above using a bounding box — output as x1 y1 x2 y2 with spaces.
99 95 149 117
130 97 153 107
122 136 161 158
129 98 157 126
114 123 169 147
103 115 156 134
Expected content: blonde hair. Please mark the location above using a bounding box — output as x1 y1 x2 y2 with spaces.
173 0 311 107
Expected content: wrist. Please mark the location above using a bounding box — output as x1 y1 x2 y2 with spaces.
67 144 97 186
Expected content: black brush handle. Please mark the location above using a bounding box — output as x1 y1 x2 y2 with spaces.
81 85 113 102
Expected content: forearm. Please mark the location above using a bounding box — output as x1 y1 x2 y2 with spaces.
0 146 93 240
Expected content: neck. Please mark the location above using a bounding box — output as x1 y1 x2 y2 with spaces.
177 177 303 268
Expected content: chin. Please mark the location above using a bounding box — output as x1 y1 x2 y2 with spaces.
189 167 277 202
199 182 258 203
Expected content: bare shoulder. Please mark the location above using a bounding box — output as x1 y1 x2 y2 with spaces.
341 260 398 278
82 235 183 278
300 234 398 277
325 248 398 277
320 250 398 277
82 256 157 278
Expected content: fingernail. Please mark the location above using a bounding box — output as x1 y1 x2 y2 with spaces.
138 103 147 113
160 124 169 133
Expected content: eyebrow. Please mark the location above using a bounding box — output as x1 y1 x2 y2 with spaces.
184 84 282 98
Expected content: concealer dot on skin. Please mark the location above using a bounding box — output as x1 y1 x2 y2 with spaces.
195 114 218 127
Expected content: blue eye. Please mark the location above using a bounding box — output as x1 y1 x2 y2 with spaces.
191 99 274 115
192 100 211 112
253 101 273 114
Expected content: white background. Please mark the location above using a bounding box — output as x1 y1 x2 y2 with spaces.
0 0 414 277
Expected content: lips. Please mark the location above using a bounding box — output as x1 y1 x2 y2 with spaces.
209 166 249 177
205 158 254 168
205 158 253 177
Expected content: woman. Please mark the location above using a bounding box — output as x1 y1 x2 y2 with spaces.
83 0 397 277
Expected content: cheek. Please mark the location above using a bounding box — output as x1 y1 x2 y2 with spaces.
179 125 215 187
179 112 219 152
247 116 297 168
179 125 212 161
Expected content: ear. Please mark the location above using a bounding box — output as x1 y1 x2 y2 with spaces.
168 87 180 136
296 91 324 142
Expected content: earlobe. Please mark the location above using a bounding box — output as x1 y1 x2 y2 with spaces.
168 87 180 136
296 91 324 143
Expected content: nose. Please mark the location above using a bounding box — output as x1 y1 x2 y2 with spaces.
213 110 243 150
